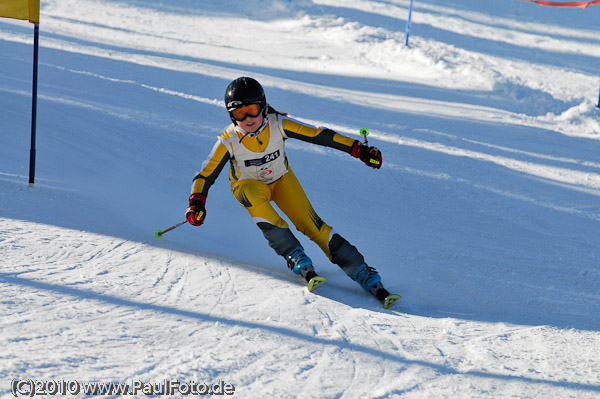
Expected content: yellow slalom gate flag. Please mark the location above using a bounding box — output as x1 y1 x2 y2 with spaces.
0 0 40 23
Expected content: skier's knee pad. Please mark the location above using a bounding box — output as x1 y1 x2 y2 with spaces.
257 222 301 257
328 233 365 277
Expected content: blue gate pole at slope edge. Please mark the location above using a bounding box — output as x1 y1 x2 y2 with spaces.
597 82 600 108
405 0 415 46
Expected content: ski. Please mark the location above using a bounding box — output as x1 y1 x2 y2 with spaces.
307 275 327 292
302 268 398 307
381 294 401 309
302 270 327 292
373 285 401 309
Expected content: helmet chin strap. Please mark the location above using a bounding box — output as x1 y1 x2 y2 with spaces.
236 117 268 144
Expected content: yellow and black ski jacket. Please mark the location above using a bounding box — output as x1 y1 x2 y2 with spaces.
191 112 358 199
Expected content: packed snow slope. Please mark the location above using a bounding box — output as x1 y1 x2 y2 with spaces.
2 0 600 398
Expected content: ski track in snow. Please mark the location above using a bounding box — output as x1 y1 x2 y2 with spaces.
2 0 600 397
2 219 600 398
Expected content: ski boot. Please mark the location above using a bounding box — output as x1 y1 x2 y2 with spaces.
353 264 400 309
285 246 326 292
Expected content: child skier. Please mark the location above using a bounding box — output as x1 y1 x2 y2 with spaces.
185 77 399 308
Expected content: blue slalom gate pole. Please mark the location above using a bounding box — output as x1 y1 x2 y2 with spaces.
597 83 600 108
405 0 414 46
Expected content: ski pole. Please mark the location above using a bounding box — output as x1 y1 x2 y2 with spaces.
154 220 187 240
360 127 369 145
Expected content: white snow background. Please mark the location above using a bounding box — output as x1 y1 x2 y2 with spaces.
2 0 600 397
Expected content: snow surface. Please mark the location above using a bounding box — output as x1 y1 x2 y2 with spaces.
2 0 600 397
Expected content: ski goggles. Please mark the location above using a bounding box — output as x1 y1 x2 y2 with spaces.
230 103 262 121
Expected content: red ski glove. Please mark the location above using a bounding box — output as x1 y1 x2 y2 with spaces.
351 141 382 169
185 193 207 226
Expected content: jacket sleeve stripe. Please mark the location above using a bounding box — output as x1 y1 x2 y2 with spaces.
282 117 357 154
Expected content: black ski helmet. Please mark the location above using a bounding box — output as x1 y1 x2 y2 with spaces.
224 77 267 123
